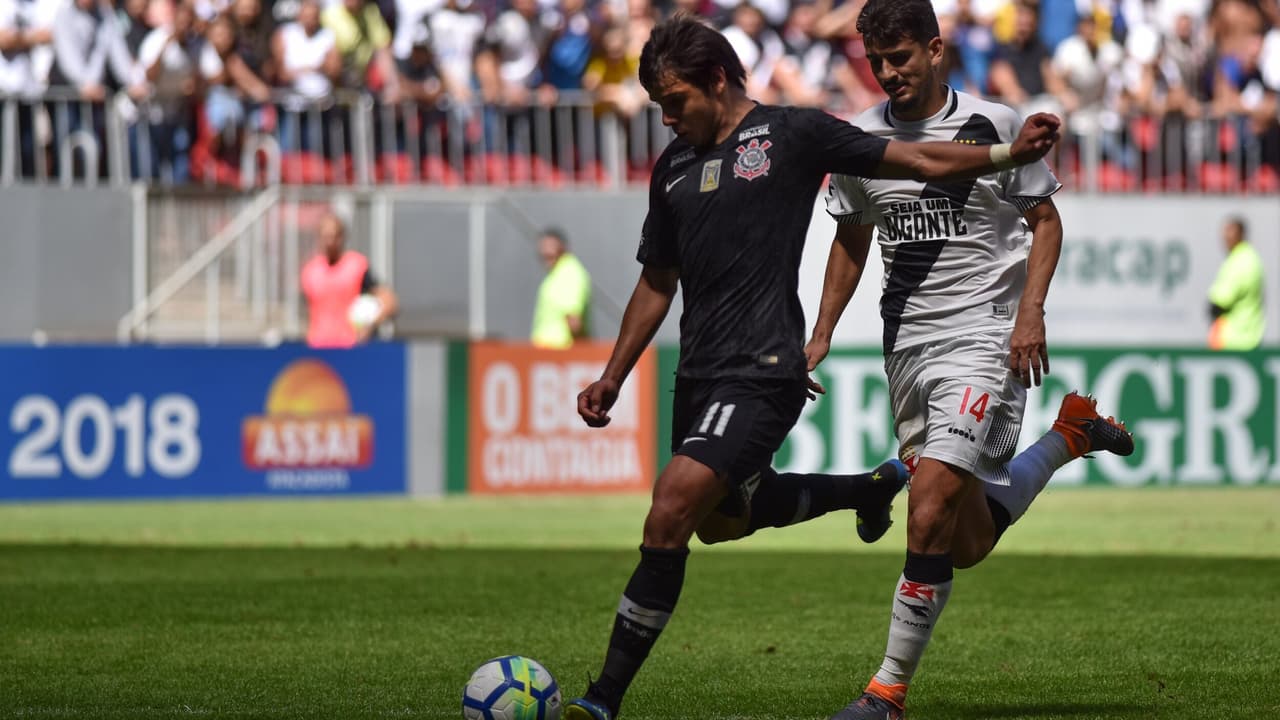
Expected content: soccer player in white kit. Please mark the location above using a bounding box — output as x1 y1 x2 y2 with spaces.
804 2 1135 718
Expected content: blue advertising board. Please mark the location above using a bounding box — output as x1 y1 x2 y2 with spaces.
0 344 406 500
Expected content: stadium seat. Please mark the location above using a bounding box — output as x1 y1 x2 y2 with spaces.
280 152 335 185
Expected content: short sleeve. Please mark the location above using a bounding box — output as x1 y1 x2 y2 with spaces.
793 108 889 177
825 174 871 225
637 170 679 268
138 28 168 69
199 44 223 79
997 106 1061 212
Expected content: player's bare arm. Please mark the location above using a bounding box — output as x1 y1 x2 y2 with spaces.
578 265 679 427
805 222 874 378
1008 199 1063 387
874 112 1061 182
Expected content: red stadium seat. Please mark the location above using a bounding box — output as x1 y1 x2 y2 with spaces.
280 152 335 185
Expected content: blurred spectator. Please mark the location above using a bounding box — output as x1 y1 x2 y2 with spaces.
135 0 200 181
775 0 847 107
395 18 445 103
119 0 153 56
273 0 340 102
1038 0 1078 49
232 0 278 87
321 0 396 97
200 13 272 154
16 0 60 94
722 2 786 104
1049 12 1124 125
990 0 1055 110
1207 216 1264 350
1162 11 1209 111
531 227 590 349
475 0 554 106
624 0 655 61
709 0 787 27
583 24 644 116
427 0 485 106
942 0 997 94
0 0 40 176
543 0 596 93
51 0 143 102
274 0 341 152
302 212 399 348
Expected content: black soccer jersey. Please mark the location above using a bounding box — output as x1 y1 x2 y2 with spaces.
638 104 888 380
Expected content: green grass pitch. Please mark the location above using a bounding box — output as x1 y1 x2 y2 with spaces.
2 488 1279 719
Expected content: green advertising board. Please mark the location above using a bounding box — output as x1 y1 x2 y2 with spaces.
657 346 1280 487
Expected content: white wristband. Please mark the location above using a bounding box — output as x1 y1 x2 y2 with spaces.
989 143 1017 170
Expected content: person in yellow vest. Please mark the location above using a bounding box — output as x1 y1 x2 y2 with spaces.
531 228 591 349
1208 216 1265 350
301 213 399 348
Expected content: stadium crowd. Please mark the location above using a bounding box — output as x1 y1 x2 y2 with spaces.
1 0 1278 186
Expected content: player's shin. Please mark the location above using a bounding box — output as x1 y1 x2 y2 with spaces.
983 430 1072 541
588 545 689 716
868 551 954 708
744 463 901 533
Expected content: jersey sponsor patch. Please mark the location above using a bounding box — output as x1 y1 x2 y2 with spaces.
669 148 696 168
733 139 772 181
700 160 722 192
738 123 770 141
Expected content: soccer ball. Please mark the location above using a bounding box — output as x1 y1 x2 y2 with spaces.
462 655 562 720
348 294 383 330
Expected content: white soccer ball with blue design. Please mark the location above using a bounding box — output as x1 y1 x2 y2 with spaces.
462 655 562 720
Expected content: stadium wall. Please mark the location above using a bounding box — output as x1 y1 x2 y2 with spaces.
0 187 134 342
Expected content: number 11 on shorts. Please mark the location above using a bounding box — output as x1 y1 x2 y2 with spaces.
958 387 989 423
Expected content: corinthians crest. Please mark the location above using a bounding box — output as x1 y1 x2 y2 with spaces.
733 138 772 181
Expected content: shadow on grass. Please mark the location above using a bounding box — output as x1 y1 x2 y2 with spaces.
914 701 1146 719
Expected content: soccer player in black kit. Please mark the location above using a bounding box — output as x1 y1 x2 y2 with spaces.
565 14 1061 720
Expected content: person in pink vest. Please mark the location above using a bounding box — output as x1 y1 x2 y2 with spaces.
301 213 399 348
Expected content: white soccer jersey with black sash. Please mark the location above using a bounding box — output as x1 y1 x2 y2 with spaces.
826 87 1062 355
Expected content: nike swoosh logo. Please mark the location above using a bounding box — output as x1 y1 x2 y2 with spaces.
665 175 686 192
682 437 707 444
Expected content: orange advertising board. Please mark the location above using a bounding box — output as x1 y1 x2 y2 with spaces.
467 342 656 494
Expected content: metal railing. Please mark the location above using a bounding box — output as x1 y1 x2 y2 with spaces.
4 88 1278 192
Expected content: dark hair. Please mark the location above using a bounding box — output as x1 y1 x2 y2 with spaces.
639 12 746 96
541 227 569 247
1227 216 1247 238
856 0 940 50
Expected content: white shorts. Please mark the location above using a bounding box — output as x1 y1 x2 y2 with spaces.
885 331 1026 486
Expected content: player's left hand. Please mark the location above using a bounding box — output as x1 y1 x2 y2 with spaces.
1012 113 1061 164
1008 310 1050 387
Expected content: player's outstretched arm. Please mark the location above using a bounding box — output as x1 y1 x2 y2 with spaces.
1009 198 1063 387
578 265 679 427
874 112 1061 182
806 222 874 374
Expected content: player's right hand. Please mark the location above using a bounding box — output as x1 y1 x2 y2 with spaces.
578 379 620 428
803 337 830 400
1012 113 1061 164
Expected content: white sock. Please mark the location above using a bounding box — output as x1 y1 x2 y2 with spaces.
871 555 953 695
985 431 1073 524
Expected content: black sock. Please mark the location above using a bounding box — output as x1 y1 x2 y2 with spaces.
589 545 689 716
745 462 898 534
986 495 1013 544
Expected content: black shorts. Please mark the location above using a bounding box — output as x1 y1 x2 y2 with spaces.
670 376 807 493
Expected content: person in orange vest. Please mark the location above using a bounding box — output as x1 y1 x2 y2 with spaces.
300 213 399 348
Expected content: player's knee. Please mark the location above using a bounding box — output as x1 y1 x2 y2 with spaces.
694 511 748 545
643 497 699 549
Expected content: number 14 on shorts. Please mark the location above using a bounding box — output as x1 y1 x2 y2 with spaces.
958 387 990 423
